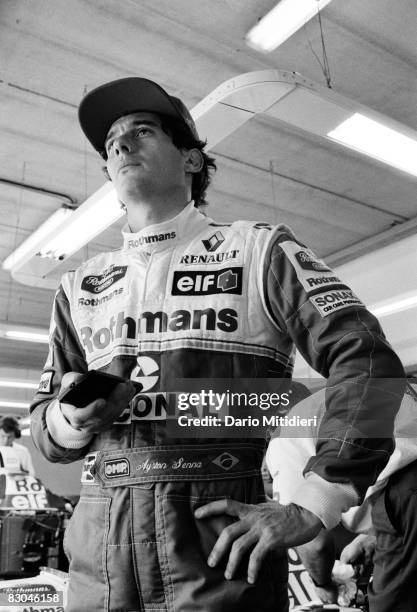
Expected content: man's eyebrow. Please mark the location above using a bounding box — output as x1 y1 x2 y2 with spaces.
105 119 160 146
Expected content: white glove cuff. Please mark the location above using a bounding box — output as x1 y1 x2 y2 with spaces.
46 399 93 449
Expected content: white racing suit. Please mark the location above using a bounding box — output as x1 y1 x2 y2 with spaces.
30 202 404 612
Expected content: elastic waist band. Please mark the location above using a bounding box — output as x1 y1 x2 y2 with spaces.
81 443 263 487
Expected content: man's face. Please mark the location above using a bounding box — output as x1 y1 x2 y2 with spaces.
0 429 15 446
104 112 190 206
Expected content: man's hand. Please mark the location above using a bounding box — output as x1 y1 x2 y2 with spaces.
340 533 376 576
194 500 322 584
314 581 339 604
59 372 137 434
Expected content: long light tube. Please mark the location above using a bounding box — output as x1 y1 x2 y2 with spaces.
37 187 123 261
0 323 49 344
246 0 333 53
4 330 49 343
328 113 417 177
370 294 417 318
0 380 38 390
2 207 74 271
0 401 30 409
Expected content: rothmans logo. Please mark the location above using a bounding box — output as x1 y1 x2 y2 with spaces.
81 265 127 294
80 308 239 353
127 231 176 249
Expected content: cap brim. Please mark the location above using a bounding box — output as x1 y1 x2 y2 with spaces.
78 77 191 153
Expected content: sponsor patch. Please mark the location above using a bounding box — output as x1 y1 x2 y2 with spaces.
104 458 130 478
127 231 176 249
172 268 243 295
130 356 159 392
78 287 123 308
294 250 330 272
310 289 365 317
212 452 239 471
202 231 225 252
80 308 239 354
81 265 127 294
280 241 341 292
38 371 54 394
81 452 98 484
179 249 239 265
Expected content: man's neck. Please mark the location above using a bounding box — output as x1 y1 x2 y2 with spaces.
124 194 190 233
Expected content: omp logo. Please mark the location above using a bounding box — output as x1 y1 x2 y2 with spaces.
104 459 130 478
179 249 239 265
81 265 127 294
294 250 330 273
127 231 176 249
80 308 239 353
202 231 225 252
130 356 159 392
212 452 239 471
306 276 341 288
172 268 243 296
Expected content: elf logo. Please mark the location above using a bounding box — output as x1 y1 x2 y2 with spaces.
172 268 243 295
104 459 130 478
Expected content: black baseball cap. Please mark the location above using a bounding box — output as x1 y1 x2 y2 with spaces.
78 77 199 154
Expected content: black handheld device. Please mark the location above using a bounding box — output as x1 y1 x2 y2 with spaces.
58 370 126 408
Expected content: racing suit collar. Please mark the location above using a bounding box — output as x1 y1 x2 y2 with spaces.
122 201 210 253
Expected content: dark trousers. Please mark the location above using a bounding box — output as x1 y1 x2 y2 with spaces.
369 459 417 612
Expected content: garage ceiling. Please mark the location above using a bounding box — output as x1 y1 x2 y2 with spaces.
1 0 417 412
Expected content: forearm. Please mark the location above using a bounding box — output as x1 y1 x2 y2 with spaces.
31 402 91 464
297 530 335 586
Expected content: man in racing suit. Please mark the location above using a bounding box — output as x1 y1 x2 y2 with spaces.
30 77 405 612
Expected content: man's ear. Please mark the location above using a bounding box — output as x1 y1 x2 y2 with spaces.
183 149 203 173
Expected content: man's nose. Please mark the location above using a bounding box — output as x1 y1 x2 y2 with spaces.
113 133 135 156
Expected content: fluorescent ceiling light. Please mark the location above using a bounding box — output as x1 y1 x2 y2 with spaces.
2 207 74 271
328 113 417 177
246 0 333 53
0 400 30 409
370 294 417 318
0 379 38 390
37 186 123 261
5 330 49 343
2 182 123 286
0 323 49 344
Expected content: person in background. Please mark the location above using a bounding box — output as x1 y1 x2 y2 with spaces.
267 381 417 611
0 416 36 476
30 76 404 612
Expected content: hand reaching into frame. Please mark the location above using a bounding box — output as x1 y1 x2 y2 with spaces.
195 499 322 584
